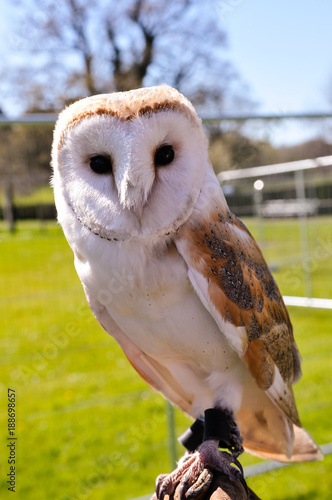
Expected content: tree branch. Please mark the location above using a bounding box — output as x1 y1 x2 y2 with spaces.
67 0 97 94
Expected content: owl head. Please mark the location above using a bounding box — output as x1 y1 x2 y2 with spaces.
52 85 210 243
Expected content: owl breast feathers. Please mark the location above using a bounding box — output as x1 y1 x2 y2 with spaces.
52 84 321 462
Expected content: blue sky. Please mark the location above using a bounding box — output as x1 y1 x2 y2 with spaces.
219 0 332 143
1 1 332 144
222 0 331 112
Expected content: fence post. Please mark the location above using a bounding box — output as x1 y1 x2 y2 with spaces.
3 178 15 232
253 179 264 246
295 169 313 297
165 401 177 470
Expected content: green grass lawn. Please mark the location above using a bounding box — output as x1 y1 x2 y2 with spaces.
14 185 55 205
0 217 331 499
0 185 54 207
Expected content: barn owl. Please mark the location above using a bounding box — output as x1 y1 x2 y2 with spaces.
52 85 321 498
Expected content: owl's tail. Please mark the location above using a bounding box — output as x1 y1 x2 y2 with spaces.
237 377 322 462
243 423 322 462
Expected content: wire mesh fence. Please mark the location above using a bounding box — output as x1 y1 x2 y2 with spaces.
1 115 332 498
218 156 332 300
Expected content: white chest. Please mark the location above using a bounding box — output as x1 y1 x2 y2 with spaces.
76 237 238 374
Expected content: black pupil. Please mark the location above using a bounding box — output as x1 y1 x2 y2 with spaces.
90 155 112 174
154 145 174 167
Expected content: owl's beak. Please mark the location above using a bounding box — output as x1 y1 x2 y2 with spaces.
118 172 150 226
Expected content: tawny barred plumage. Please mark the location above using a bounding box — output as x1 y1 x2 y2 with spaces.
52 85 321 497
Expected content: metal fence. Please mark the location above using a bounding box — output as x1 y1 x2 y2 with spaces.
1 113 332 499
218 155 332 299
218 155 332 217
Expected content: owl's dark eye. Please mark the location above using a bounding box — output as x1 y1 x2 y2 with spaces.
154 145 175 167
90 155 112 174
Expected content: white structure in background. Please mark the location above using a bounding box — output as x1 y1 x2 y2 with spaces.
262 198 319 218
217 155 332 182
218 155 332 299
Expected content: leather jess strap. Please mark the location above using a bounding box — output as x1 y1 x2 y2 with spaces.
178 408 239 452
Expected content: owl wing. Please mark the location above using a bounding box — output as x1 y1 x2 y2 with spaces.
175 207 321 461
176 209 301 421
83 285 194 415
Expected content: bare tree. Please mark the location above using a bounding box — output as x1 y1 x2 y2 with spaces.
0 0 255 230
3 0 249 113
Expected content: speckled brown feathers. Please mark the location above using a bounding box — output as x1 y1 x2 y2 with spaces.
178 206 302 425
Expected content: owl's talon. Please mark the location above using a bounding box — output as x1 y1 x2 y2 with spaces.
155 474 168 498
155 453 198 499
180 468 213 499
155 439 245 499
157 472 181 500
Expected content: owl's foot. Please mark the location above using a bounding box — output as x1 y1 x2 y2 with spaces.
155 439 245 500
155 408 246 500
